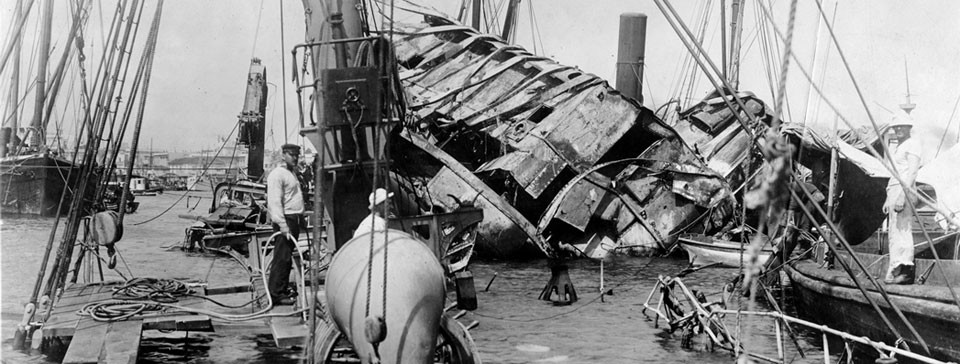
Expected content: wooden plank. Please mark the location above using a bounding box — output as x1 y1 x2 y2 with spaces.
103 320 142 364
205 284 253 296
141 314 212 332
268 316 307 347
62 318 109 364
45 285 117 338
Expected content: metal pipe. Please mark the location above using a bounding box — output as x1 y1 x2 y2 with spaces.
720 0 726 81
614 13 647 103
718 310 951 364
775 319 784 363
821 332 829 364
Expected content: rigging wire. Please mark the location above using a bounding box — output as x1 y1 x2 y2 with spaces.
933 93 960 157
753 0 959 352
130 121 240 226
249 0 266 60
279 0 289 143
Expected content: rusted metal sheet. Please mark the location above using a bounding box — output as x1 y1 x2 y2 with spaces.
404 131 553 258
391 18 765 259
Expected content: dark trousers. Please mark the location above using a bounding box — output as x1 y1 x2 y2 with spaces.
268 214 304 299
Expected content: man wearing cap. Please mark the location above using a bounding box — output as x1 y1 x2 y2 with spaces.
267 143 306 304
353 188 394 238
882 112 923 285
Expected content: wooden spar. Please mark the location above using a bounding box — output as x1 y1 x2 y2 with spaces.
720 0 726 82
827 116 838 221
472 0 481 30
500 0 520 42
727 0 745 87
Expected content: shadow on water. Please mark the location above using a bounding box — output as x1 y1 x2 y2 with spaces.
137 333 302 363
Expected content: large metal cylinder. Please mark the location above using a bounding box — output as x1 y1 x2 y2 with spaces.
325 229 446 364
615 13 647 103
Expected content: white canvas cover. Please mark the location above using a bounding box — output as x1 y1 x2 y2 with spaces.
918 145 960 230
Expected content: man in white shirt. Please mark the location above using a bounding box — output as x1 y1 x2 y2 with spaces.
267 144 306 304
882 113 923 285
353 188 394 239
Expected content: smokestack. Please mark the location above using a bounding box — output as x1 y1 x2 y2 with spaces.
615 13 647 103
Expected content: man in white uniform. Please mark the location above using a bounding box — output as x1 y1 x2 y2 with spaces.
882 113 923 285
353 188 393 238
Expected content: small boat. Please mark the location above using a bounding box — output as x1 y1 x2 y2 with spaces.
786 250 960 362
784 123 960 363
678 233 773 268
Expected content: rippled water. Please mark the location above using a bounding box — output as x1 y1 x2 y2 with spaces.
2 193 833 363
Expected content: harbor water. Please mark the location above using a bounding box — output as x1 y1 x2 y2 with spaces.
2 193 834 363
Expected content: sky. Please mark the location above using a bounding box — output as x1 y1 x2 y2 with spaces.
3 0 959 159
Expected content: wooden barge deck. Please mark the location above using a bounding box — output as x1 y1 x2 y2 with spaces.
40 274 317 363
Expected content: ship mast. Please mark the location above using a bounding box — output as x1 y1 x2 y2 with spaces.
2 0 25 158
899 59 915 114
726 0 745 88
30 0 54 148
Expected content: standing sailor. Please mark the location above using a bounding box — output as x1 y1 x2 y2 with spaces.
882 112 923 285
267 143 306 304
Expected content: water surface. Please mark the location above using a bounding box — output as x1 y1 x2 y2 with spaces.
2 193 831 363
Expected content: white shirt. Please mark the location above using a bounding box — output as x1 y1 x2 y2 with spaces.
887 138 923 188
353 213 387 238
267 165 305 227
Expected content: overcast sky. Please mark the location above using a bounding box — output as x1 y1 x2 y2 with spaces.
4 0 959 158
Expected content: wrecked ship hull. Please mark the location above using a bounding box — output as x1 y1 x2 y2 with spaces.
392 19 764 259
537 92 769 258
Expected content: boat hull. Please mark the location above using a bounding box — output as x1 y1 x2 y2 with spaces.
786 258 960 362
678 234 773 268
1 155 85 216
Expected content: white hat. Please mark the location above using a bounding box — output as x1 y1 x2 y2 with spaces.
368 188 394 208
889 110 915 129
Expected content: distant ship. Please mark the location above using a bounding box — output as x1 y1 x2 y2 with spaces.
1 151 86 216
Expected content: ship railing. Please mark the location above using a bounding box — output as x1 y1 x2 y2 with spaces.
711 309 957 364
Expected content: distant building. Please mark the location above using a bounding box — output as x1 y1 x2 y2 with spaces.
115 150 171 177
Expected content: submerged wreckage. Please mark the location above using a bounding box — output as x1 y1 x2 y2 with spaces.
390 16 768 260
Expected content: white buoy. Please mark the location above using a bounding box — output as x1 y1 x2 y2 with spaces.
325 229 445 364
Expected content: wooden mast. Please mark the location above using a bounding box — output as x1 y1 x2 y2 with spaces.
29 0 54 148
2 0 24 157
727 0 745 88
500 0 520 42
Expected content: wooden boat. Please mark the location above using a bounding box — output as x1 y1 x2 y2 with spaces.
784 127 960 362
786 250 960 362
678 233 773 268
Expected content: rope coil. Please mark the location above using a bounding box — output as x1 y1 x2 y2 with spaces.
112 277 191 302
